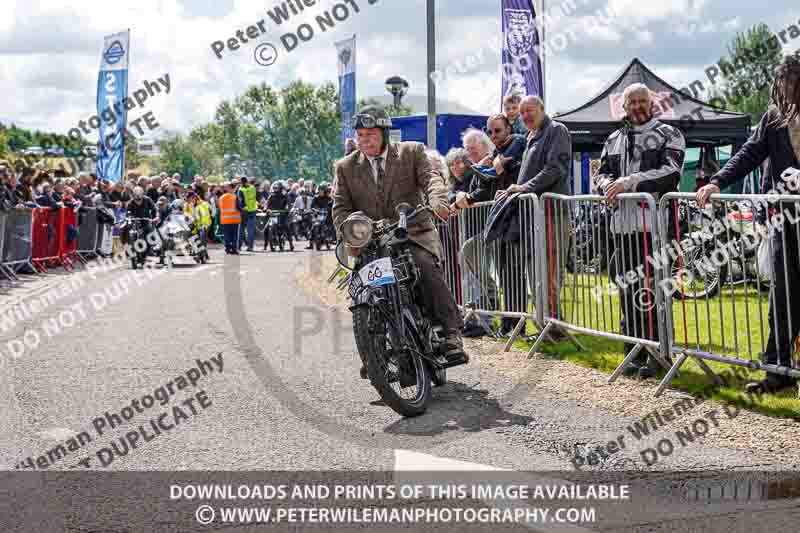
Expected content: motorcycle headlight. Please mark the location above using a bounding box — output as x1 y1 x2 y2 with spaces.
341 213 373 248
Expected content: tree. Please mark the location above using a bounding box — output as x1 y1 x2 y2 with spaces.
6 125 31 152
0 128 9 159
358 97 413 118
717 23 783 123
124 134 142 170
157 134 199 178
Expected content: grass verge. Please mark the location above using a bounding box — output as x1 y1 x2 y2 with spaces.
512 331 800 420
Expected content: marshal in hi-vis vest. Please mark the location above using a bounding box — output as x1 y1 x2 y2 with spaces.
219 193 241 225
240 185 258 212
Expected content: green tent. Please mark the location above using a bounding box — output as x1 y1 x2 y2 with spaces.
679 145 761 193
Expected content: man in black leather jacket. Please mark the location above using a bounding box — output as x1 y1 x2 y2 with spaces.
596 83 686 380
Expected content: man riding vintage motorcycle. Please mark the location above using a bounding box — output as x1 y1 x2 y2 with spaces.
310 181 335 250
265 180 294 251
332 105 469 384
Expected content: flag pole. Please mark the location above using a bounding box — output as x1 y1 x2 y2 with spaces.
426 0 436 151
122 28 130 175
541 0 546 104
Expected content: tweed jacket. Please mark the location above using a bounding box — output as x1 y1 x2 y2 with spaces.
333 141 448 259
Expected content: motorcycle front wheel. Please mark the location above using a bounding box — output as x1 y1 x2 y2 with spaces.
353 306 432 417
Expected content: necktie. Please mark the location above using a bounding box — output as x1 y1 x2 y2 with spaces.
374 156 385 209
374 156 385 184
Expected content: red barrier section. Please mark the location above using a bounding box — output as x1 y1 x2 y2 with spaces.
30 207 78 272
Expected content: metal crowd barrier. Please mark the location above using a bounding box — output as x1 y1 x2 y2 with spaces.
530 193 680 380
97 222 114 257
441 195 547 351
0 211 7 279
436 216 462 305
1 208 35 278
656 192 800 395
75 207 100 261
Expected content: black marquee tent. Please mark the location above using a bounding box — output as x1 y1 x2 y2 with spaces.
554 58 752 153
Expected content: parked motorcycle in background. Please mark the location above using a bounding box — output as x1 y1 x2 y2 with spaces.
670 199 769 299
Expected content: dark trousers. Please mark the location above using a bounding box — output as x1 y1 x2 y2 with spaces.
222 223 239 252
409 243 462 333
497 241 528 314
764 220 800 376
615 231 660 359
240 211 257 249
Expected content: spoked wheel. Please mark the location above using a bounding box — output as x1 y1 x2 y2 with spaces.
353 307 431 417
670 246 723 299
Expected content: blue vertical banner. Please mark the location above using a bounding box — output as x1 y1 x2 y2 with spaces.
96 30 130 183
501 0 544 105
335 35 356 147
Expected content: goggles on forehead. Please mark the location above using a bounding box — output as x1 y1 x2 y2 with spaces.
351 113 392 130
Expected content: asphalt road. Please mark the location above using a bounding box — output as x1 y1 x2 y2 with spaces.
1 244 799 531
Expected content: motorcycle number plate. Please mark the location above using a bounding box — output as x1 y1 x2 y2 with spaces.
359 257 395 287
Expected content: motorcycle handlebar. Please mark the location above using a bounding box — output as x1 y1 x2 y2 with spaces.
396 210 408 240
387 204 432 239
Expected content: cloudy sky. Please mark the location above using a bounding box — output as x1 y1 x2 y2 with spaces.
1 0 799 141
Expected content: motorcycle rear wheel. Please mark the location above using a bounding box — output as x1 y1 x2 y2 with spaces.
671 247 723 299
353 306 432 417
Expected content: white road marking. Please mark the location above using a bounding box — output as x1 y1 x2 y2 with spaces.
394 450 595 532
37 427 78 441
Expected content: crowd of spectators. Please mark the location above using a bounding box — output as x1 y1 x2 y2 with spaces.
0 163 327 248
421 89 685 381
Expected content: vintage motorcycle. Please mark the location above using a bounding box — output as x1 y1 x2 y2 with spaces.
310 208 335 251
125 217 153 270
338 203 462 417
266 209 293 252
290 208 312 241
669 200 769 299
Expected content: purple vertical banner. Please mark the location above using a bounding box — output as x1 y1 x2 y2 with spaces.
501 0 544 106
335 35 356 147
